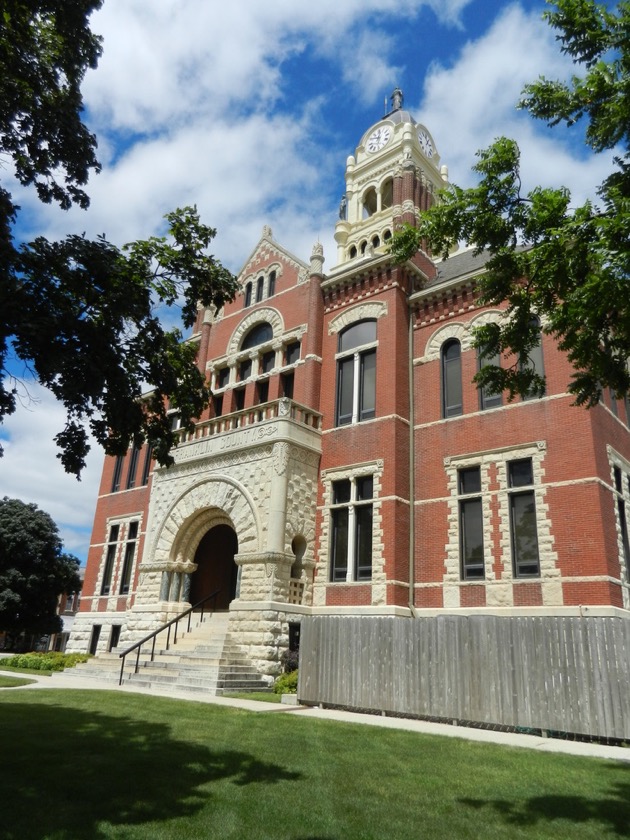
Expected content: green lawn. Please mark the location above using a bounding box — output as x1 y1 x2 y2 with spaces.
0 674 36 688
0 689 628 840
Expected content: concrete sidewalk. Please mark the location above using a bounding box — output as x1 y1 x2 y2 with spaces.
3 667 630 764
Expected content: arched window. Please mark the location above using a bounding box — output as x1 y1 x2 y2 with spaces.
349 245 357 259
441 339 462 418
268 270 276 297
381 178 393 209
383 229 392 241
336 320 377 426
520 316 545 400
362 188 377 218
478 346 502 410
255 276 264 303
372 235 380 249
244 282 252 308
241 322 273 351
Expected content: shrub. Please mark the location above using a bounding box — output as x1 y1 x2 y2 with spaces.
0 651 90 671
280 648 299 673
273 670 298 695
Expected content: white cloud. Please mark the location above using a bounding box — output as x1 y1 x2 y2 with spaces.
6 0 615 569
415 3 613 205
0 382 102 563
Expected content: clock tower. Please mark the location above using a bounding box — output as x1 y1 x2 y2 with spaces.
334 88 447 267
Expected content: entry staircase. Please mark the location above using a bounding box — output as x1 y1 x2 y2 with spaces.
54 610 272 696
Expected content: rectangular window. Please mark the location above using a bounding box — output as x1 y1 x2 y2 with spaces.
111 456 124 493
478 348 502 410
261 350 275 374
119 521 138 595
281 372 294 400
239 360 251 381
614 467 630 569
141 445 152 486
330 476 373 582
508 459 540 577
458 467 484 580
520 318 545 401
101 524 120 595
126 446 140 490
336 356 355 426
285 342 300 366
217 367 230 389
610 389 619 417
257 380 269 404
212 394 223 417
234 387 245 412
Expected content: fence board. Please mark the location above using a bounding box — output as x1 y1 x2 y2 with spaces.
298 615 630 740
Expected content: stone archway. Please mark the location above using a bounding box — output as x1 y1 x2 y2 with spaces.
189 524 238 610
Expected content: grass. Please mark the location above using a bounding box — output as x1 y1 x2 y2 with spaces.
221 691 280 703
0 675 36 688
0 689 629 840
0 663 52 676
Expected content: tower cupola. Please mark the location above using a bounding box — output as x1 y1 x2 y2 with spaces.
334 88 446 267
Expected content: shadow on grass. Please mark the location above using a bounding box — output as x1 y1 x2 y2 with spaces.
459 765 630 837
0 698 302 840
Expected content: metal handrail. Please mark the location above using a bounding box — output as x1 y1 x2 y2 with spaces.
118 589 221 685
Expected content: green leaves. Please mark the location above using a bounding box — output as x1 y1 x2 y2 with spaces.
392 0 630 408
0 497 81 638
3 208 237 475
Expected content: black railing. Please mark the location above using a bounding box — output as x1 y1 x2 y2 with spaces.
118 590 220 685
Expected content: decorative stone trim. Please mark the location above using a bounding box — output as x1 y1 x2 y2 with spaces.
328 301 388 335
443 441 559 608
420 309 504 363
228 307 285 355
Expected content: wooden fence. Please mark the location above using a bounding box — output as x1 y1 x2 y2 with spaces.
298 614 630 741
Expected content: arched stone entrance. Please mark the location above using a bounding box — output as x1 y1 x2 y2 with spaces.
189 524 238 611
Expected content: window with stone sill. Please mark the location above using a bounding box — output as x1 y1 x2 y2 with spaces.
458 466 484 580
100 524 120 595
119 521 139 595
508 458 540 578
441 338 462 418
284 341 300 366
336 320 376 426
329 475 373 582
216 367 230 390
613 465 630 573
126 445 141 490
446 446 548 586
111 455 124 493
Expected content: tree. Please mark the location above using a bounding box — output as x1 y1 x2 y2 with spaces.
391 0 630 406
1 2 238 476
0 497 81 648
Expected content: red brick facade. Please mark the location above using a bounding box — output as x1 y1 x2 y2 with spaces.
72 98 630 659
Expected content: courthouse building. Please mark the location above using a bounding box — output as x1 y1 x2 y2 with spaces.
68 91 630 679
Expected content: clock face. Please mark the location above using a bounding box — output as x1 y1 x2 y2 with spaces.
366 126 392 153
418 129 435 158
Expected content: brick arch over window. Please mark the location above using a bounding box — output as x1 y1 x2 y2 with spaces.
152 476 261 565
329 301 388 335
228 307 284 355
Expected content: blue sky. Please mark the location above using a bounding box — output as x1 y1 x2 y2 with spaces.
0 0 616 563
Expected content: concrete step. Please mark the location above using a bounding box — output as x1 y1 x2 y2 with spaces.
60 611 268 696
